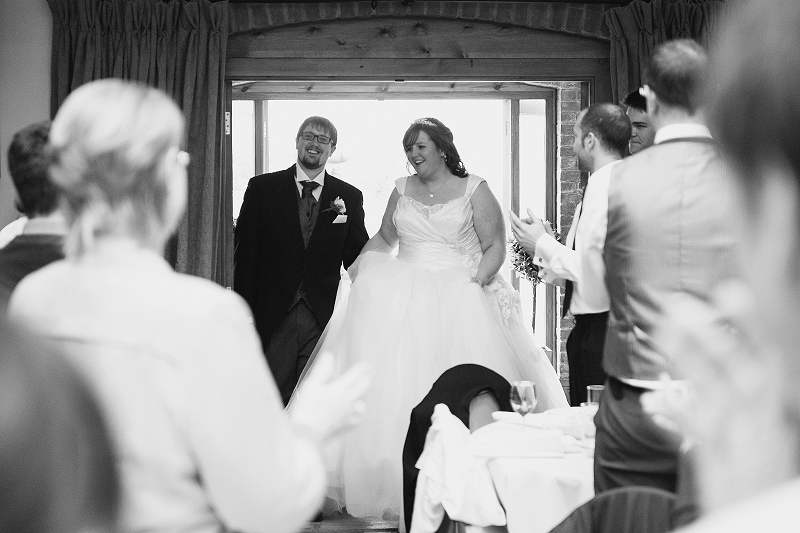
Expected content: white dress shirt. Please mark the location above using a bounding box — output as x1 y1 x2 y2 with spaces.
295 163 325 201
10 238 326 533
533 160 620 315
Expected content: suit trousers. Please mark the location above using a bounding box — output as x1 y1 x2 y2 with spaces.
594 376 683 494
264 299 322 406
566 312 608 406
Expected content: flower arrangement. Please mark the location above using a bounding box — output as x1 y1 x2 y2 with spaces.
323 196 346 215
508 228 560 286
508 238 542 285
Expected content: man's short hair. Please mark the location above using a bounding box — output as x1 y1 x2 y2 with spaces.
579 103 632 158
296 116 338 147
623 90 647 113
6 121 57 217
644 39 707 115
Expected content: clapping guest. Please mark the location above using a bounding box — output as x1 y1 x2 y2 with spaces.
9 79 370 533
0 121 66 311
0 318 118 533
596 39 740 494
511 103 630 407
659 1 800 530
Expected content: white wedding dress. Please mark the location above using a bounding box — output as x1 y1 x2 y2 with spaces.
294 174 568 526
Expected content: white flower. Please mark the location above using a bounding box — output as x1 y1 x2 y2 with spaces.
325 196 346 215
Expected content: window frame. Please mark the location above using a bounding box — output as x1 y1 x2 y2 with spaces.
229 80 559 363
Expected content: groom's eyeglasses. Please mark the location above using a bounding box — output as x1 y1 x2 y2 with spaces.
299 131 333 145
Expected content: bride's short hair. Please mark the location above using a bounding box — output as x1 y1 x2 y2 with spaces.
49 79 185 257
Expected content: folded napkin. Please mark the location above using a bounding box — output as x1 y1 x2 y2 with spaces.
412 404 507 533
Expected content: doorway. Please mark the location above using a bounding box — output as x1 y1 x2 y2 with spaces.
230 80 561 365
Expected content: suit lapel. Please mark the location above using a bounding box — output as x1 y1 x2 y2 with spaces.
306 173 337 251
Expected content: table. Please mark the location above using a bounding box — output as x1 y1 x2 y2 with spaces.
468 409 595 533
412 406 595 533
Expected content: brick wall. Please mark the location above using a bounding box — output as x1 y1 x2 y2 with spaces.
533 81 584 395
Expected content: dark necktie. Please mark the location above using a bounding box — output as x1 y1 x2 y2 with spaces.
562 183 587 318
300 180 320 247
300 180 320 215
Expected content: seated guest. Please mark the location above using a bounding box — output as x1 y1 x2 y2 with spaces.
10 79 370 533
0 318 119 533
657 1 800 530
623 90 655 155
0 121 65 310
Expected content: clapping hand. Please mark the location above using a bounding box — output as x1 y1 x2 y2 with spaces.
640 375 694 440
289 351 371 446
648 279 769 447
510 209 552 253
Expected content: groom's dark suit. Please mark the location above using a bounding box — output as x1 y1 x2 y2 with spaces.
234 165 369 403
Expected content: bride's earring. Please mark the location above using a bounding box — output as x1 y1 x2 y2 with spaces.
406 161 415 176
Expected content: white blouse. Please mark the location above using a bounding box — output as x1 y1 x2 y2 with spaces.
10 238 325 533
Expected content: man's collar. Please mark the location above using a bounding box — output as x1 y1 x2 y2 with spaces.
654 123 712 145
589 159 621 178
295 162 326 185
22 212 67 236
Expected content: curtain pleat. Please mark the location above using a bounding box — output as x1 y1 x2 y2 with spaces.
47 0 230 286
604 0 729 103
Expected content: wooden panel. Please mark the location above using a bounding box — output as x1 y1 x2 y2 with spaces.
228 18 608 60
233 80 559 98
227 57 611 81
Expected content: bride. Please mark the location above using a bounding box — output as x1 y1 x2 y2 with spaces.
292 117 568 526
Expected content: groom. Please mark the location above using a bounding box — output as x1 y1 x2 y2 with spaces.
234 116 369 405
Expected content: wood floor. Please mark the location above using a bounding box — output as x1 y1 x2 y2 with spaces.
300 514 399 533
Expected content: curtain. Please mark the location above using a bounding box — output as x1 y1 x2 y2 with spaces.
47 0 231 286
604 0 729 103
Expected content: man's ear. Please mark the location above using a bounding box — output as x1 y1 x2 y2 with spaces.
330 144 337 155
584 132 596 150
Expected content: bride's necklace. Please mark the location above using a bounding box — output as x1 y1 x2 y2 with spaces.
424 176 451 198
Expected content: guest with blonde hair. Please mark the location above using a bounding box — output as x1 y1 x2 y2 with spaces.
10 78 370 533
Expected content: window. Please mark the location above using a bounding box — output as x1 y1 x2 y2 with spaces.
231 81 558 359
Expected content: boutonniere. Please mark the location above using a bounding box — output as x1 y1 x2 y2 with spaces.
322 196 346 215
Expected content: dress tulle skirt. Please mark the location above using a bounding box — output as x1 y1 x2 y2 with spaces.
294 250 568 523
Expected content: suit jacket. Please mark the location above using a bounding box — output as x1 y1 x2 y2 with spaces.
233 165 369 350
603 138 740 380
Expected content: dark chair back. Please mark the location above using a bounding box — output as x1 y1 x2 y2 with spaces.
548 486 679 533
402 364 512 533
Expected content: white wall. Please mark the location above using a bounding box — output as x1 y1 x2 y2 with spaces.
0 0 51 226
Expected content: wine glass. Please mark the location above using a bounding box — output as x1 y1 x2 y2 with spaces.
510 381 537 428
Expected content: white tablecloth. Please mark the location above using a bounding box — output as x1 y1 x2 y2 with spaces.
473 409 595 533
412 407 594 533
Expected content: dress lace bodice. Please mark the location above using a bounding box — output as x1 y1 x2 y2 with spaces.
393 175 485 271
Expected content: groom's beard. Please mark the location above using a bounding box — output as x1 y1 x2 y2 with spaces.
300 154 324 170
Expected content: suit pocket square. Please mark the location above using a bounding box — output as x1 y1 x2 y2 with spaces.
333 215 348 224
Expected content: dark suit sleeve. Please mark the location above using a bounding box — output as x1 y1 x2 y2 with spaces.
233 177 262 314
342 189 369 270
